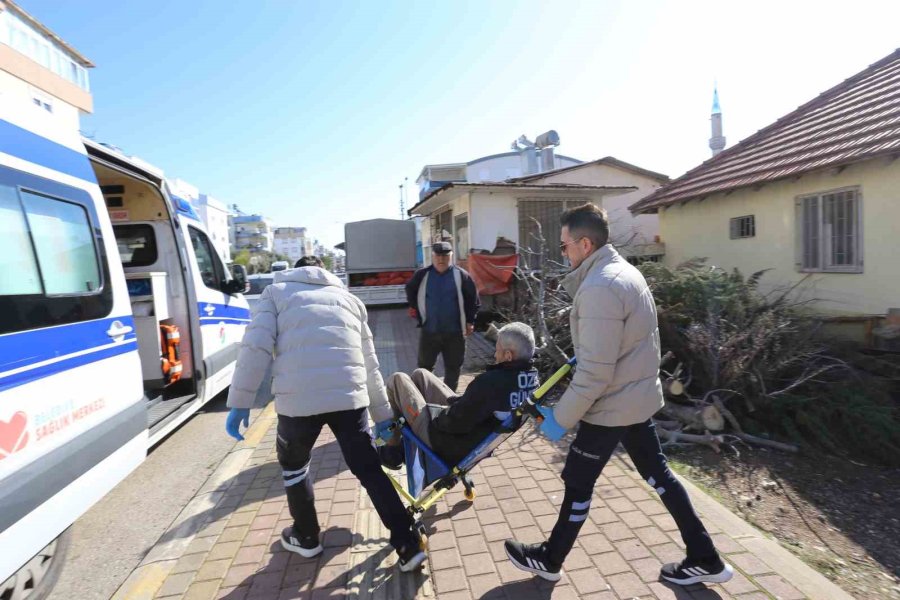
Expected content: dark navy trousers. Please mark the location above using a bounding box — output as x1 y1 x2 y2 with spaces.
275 408 416 551
547 419 718 565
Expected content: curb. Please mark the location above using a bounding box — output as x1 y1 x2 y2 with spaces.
111 403 276 600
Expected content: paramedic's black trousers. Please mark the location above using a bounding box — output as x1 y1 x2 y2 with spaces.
417 331 466 392
547 419 717 565
275 408 417 550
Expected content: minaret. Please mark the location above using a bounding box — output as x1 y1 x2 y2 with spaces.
709 85 726 156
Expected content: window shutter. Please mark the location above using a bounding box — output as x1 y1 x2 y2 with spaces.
794 199 803 270
730 218 739 239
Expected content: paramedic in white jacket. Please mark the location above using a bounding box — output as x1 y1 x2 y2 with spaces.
225 266 426 571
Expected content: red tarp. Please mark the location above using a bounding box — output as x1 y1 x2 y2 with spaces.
467 254 518 296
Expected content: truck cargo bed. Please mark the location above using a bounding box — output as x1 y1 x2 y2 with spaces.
349 284 407 306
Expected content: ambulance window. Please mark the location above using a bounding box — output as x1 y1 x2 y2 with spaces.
0 166 113 335
0 184 42 295
189 226 225 291
114 224 158 267
22 191 101 294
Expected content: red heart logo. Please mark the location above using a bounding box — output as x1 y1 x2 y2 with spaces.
0 412 29 460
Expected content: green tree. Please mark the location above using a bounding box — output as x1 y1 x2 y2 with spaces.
233 249 251 267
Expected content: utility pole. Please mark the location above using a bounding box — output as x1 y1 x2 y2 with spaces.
399 182 405 219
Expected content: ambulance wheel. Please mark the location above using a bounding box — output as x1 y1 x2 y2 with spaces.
0 528 69 600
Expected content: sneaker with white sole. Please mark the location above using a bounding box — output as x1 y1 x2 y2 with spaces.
504 540 562 582
280 527 323 558
660 556 734 585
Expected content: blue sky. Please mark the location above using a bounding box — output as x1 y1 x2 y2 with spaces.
18 0 900 247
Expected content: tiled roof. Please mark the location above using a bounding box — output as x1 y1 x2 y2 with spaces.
631 49 900 214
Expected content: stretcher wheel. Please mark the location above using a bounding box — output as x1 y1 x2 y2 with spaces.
415 522 429 550
464 487 476 502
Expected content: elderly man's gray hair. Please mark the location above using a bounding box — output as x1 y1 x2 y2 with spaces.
497 322 536 360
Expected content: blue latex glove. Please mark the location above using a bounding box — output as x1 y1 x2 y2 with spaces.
374 419 394 443
226 408 250 441
536 405 567 441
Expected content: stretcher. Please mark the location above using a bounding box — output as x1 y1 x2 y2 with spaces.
380 358 577 544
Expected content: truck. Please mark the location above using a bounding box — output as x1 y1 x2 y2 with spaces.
344 219 418 306
0 105 250 597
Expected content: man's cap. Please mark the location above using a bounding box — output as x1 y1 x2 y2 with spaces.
432 241 453 255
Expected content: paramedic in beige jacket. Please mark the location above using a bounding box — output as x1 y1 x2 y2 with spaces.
504 203 733 587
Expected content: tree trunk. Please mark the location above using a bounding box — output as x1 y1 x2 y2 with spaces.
661 401 725 432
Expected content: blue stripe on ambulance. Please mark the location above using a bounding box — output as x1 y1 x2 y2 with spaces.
0 317 138 392
0 119 97 183
198 302 251 326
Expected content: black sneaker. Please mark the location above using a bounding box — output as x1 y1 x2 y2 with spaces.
660 556 734 585
379 444 404 470
504 540 562 582
397 541 427 572
280 526 323 558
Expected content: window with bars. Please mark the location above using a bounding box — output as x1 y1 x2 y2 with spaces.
796 187 862 272
517 198 588 269
729 215 755 239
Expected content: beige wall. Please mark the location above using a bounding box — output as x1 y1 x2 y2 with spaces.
469 191 519 251
0 67 82 136
0 43 92 113
536 164 664 246
658 158 900 316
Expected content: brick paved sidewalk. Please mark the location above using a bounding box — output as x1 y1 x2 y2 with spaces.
116 309 852 600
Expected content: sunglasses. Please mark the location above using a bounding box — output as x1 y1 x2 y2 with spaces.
559 237 586 253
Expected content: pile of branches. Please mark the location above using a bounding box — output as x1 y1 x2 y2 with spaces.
642 259 900 464
495 225 899 463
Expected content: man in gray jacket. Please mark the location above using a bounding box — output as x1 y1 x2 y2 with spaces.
505 204 733 586
225 266 426 572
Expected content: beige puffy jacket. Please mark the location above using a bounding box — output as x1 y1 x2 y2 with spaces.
554 245 664 429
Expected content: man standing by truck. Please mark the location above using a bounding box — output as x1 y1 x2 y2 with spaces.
405 241 481 392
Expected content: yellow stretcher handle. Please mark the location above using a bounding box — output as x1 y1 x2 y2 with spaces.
531 357 576 401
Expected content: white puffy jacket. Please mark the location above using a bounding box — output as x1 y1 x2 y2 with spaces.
226 267 393 423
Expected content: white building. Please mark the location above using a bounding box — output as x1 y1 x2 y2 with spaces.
0 0 93 136
231 213 274 254
273 227 312 263
416 150 583 203
412 133 666 267
197 194 231 262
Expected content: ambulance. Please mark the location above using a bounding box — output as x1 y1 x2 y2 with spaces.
0 97 251 597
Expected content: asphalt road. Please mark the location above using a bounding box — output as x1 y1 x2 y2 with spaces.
46 375 272 600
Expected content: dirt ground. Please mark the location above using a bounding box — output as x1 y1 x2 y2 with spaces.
668 445 900 599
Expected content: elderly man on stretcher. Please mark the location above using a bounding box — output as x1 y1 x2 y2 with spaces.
378 322 540 468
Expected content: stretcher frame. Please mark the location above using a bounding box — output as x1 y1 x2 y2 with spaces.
382 358 576 520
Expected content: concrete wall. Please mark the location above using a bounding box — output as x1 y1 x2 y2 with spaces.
469 191 520 251
198 194 231 262
0 66 82 134
657 158 900 316
534 163 664 247
465 153 581 183
0 43 91 114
